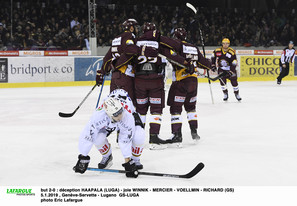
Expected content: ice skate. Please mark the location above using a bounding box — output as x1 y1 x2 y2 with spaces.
98 154 113 169
190 128 200 142
149 134 167 150
235 93 242 101
133 159 143 170
223 93 228 101
167 131 183 148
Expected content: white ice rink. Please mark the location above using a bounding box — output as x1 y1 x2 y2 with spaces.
1 80 297 186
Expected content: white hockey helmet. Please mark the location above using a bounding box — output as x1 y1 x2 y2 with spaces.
104 97 123 119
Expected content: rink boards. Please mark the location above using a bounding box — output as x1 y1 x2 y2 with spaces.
1 50 297 88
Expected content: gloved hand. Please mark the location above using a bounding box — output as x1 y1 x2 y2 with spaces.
185 61 195 75
140 46 158 57
211 64 217 72
223 70 234 78
122 159 139 178
96 70 104 86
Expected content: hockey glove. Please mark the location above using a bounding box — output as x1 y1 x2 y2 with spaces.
133 112 144 128
224 70 235 78
211 64 217 72
73 154 90 174
122 159 139 178
186 62 195 75
140 46 158 57
96 70 104 86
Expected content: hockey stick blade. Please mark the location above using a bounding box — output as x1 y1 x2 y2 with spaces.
58 111 76 118
58 84 97 118
87 162 204 179
186 3 197 14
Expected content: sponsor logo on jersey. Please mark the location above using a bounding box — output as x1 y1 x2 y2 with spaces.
136 40 159 49
183 45 198 54
112 37 122 46
136 98 148 104
149 97 161 104
226 53 232 58
190 96 197 103
174 96 186 102
216 52 222 56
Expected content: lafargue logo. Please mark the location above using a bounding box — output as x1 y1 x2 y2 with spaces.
85 57 103 77
7 188 35 196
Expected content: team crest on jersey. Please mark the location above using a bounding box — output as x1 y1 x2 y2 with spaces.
174 96 186 102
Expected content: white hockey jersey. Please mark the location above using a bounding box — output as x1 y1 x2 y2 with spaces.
281 47 295 64
79 89 137 158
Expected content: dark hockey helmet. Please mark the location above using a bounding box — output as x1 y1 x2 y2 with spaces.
122 19 139 31
173 28 187 41
142 22 156 33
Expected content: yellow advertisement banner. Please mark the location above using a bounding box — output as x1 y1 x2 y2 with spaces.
240 56 294 77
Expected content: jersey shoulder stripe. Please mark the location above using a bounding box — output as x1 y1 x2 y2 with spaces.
228 48 235 55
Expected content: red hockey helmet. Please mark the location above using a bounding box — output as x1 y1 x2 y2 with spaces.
122 19 139 31
142 22 156 33
173 28 187 41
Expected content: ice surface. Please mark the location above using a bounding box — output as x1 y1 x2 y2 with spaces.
0 81 297 186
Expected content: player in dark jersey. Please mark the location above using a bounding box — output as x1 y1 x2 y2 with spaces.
134 23 191 150
166 28 211 147
277 41 295 85
96 19 140 103
211 38 241 101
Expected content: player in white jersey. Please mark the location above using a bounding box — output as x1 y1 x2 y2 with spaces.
73 89 145 178
277 41 295 85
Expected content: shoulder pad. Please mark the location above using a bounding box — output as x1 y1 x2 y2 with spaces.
228 48 235 55
126 39 134 45
215 48 221 52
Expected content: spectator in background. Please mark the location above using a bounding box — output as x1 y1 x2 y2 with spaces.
0 23 8 46
1 1 297 50
70 16 80 30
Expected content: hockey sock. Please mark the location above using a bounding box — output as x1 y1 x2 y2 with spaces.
233 86 239 94
149 114 162 134
95 140 112 157
171 114 182 133
187 111 198 129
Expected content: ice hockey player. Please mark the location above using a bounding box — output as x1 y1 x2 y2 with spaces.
73 89 145 178
166 28 211 147
277 41 295 85
96 19 140 103
134 23 193 149
211 38 241 101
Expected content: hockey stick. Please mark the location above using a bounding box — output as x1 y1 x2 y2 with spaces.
87 162 204 179
58 84 97 118
186 3 214 104
95 76 105 108
158 53 222 82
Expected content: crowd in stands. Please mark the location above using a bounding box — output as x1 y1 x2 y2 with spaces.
0 0 296 51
